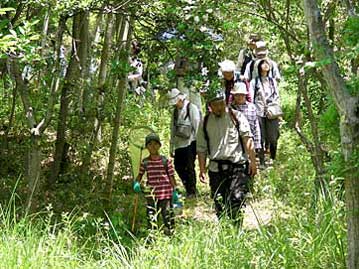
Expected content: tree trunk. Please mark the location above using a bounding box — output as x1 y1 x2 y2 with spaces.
8 58 42 212
105 17 132 208
25 135 41 214
42 15 67 131
40 6 50 58
2 77 17 174
277 1 328 197
296 68 327 196
77 10 90 116
303 1 359 268
81 13 114 173
50 13 82 184
82 9 104 111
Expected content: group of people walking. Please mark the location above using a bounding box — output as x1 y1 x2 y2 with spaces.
133 33 282 235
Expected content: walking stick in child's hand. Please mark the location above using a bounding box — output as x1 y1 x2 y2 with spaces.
131 146 144 233
131 193 139 232
131 180 142 232
129 126 154 233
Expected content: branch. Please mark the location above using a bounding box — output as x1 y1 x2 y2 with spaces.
8 56 37 133
342 0 358 17
303 0 355 118
295 66 314 153
11 2 24 25
238 8 301 43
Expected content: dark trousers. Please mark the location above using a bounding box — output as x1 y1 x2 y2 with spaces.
174 141 197 196
146 198 174 231
208 162 251 224
258 117 280 160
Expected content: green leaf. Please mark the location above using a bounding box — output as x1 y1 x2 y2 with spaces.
19 27 25 35
29 34 41 41
0 7 15 15
9 29 17 38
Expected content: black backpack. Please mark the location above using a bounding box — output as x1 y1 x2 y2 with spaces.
241 49 253 75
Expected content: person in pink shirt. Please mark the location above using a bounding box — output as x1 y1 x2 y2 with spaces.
135 133 177 234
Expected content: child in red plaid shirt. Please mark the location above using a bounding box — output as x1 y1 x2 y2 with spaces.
135 133 177 234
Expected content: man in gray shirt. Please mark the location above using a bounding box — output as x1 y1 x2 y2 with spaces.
168 88 201 197
197 89 257 224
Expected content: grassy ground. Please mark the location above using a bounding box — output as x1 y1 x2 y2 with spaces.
0 125 347 268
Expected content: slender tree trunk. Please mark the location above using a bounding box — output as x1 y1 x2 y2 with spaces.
3 78 17 174
77 10 90 116
105 17 132 207
303 1 359 268
81 13 114 172
8 58 42 212
40 7 50 58
278 2 328 196
42 16 67 131
296 68 327 195
82 9 104 111
25 135 41 213
50 13 82 184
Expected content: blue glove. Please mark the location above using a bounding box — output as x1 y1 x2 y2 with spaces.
172 189 179 203
133 181 141 193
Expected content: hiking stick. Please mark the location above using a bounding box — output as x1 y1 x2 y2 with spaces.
128 126 155 233
131 194 139 232
131 146 143 233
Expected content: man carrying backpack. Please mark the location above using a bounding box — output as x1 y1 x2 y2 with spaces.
243 41 281 83
168 88 201 198
236 33 261 80
197 89 257 225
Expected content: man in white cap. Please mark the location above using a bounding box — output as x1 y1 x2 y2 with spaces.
230 82 263 168
168 88 201 197
243 41 281 83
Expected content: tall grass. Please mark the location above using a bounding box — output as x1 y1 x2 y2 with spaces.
126 193 345 269
0 186 346 268
0 127 346 268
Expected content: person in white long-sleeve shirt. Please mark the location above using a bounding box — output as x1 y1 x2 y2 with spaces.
243 41 281 83
249 59 281 166
168 88 201 197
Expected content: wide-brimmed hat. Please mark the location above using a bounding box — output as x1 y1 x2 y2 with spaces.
255 41 268 57
231 82 247 95
218 60 236 73
206 89 225 103
167 88 186 106
248 33 261 44
145 133 161 146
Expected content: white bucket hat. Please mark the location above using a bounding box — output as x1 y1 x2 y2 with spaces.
255 41 268 57
231 82 247 95
168 88 186 106
219 60 236 73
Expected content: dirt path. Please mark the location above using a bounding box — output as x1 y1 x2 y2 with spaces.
180 195 276 229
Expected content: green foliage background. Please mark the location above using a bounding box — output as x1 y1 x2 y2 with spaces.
0 0 358 268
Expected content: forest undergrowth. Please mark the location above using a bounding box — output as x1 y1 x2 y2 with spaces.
0 97 347 268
